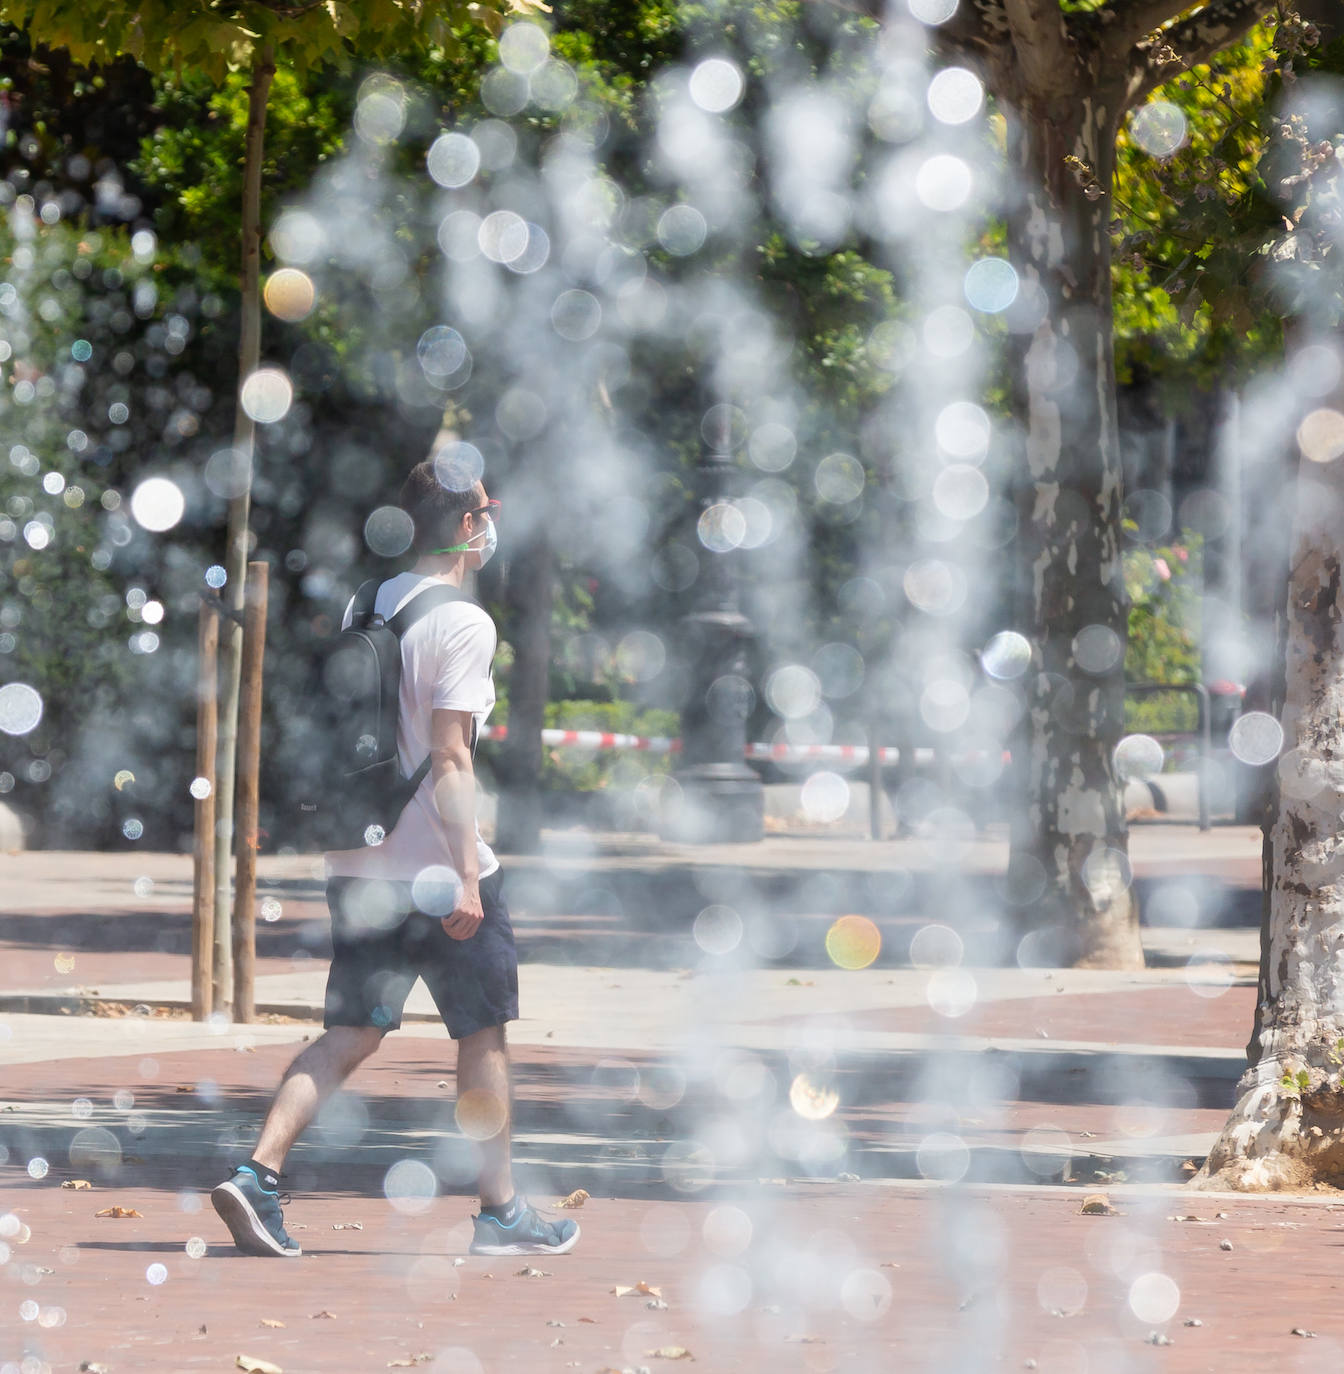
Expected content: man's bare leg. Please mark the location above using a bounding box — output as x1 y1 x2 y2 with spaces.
252 1026 385 1172
457 1023 513 1207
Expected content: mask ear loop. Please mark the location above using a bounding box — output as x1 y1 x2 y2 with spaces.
430 524 486 555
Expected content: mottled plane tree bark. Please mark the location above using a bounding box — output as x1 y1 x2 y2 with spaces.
901 0 1267 966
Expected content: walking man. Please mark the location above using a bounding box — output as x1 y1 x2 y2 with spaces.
211 456 579 1259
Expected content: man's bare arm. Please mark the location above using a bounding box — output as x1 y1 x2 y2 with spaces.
430 706 483 939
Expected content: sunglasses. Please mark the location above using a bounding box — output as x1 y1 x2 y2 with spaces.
468 499 500 522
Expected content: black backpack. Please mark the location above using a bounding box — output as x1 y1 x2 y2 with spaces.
278 578 476 852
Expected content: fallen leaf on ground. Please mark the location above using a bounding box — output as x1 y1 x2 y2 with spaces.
549 1337 563 1348
95 1206 143 1218
646 1297 670 1310
62 1180 92 1190
310 1311 336 1320
437 1080 450 1088
236 1358 283 1374
1168 1215 1208 1223
577 1317 596 1324
879 1261 900 1269
386 1356 432 1368
1145 1332 1174 1347
546 1320 565 1328
785 1335 824 1344
646 1347 694 1361
175 1085 193 1093
260 1318 285 1328
1292 1328 1317 1338
331 1221 363 1231
1079 1195 1119 1216
555 1188 589 1209
516 1266 551 1278
612 1281 663 1298
78 1364 109 1373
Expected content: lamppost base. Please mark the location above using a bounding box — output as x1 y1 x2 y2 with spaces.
659 765 764 844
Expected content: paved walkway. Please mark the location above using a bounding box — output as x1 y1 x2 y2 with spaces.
7 823 1332 1373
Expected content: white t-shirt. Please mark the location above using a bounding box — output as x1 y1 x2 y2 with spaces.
325 572 499 886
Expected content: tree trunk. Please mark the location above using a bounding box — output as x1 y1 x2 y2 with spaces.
212 41 276 1012
1002 91 1143 970
1198 438 1344 1190
493 531 554 853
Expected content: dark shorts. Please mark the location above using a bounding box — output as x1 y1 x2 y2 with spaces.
322 868 518 1040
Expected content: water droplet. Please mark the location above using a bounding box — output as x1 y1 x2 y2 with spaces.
915 154 971 211
263 267 315 322
1129 100 1187 158
915 1132 969 1182
0 683 43 736
1297 408 1344 464
1129 1271 1180 1324
427 131 481 188
765 665 822 719
657 203 707 256
693 905 743 956
497 21 550 75
825 915 881 970
689 57 745 114
411 865 462 917
1073 624 1123 675
383 1158 437 1215
696 502 747 552
145 1261 168 1286
927 66 983 125
364 505 415 558
185 1236 207 1259
981 631 1032 680
1114 734 1164 780
240 367 293 425
1229 712 1282 766
963 258 1018 314
790 1073 839 1121
26 1157 47 1180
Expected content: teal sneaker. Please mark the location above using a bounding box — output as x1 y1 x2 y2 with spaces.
469 1196 579 1256
211 1165 302 1258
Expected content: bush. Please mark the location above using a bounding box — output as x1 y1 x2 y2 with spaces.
1124 531 1203 737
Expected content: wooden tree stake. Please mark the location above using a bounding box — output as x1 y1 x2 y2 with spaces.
233 560 269 1025
192 593 220 1021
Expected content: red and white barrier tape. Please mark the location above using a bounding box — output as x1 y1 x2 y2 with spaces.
477 725 947 767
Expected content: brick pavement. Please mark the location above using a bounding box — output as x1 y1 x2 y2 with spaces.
8 1167 1344 1373
5 823 1325 1372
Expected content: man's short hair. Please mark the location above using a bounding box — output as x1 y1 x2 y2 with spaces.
399 460 477 555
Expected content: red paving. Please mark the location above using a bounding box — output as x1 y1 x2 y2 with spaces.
838 984 1259 1048
7 1174 1344 1372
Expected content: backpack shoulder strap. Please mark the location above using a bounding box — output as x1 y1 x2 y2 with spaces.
349 578 381 627
386 583 477 639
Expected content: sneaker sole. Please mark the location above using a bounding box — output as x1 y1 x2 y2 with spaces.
469 1223 581 1257
211 1181 301 1258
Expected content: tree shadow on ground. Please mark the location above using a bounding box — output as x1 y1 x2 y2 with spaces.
1 1038 1239 1203
0 867 1262 974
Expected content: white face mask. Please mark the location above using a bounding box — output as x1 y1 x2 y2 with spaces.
474 515 497 567
434 513 497 566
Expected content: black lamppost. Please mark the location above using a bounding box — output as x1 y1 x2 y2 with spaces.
661 418 764 844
